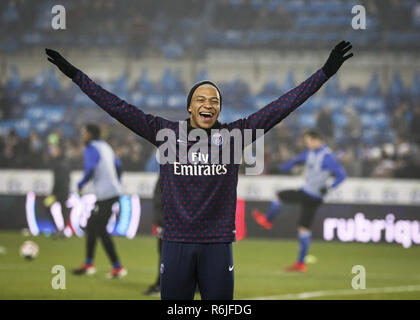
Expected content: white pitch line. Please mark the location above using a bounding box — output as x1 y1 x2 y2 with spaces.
249 285 420 300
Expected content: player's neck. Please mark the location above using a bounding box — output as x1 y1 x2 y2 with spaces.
311 143 326 152
186 118 221 134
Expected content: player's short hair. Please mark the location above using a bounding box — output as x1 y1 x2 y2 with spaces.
303 128 324 141
85 123 101 140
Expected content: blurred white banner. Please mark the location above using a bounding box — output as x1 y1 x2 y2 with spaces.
1 170 420 205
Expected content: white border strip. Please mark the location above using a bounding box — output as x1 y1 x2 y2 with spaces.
248 285 420 300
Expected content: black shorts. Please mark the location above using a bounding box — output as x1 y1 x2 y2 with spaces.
160 241 234 300
277 189 323 229
86 196 119 232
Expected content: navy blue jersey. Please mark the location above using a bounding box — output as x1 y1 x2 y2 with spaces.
73 69 328 242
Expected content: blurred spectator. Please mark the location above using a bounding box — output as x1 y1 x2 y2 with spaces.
391 100 411 138
0 86 7 119
64 137 84 169
360 144 382 177
394 141 420 179
343 108 362 148
0 84 15 119
409 104 420 144
3 129 26 168
336 146 359 177
316 108 334 144
28 130 44 167
0 131 4 166
371 143 397 178
114 134 144 171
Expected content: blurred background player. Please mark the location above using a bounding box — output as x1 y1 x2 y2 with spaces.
43 133 71 238
252 128 346 272
72 124 127 279
143 176 163 296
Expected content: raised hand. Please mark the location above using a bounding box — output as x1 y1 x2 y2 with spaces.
322 41 353 78
45 48 79 79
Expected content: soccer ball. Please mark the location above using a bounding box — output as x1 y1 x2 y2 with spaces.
305 254 318 264
20 241 39 260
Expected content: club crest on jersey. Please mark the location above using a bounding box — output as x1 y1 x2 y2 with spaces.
211 132 223 146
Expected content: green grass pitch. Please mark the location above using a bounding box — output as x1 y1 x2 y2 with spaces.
0 231 419 300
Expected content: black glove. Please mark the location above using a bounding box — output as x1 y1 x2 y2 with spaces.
322 41 353 78
45 48 79 79
320 186 328 196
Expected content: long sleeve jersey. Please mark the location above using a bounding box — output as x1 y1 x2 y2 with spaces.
73 68 328 242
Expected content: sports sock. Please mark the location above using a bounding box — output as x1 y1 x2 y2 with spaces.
85 258 93 266
297 231 312 263
86 228 97 265
100 230 120 268
266 199 283 222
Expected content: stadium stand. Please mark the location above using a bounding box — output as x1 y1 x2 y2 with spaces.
0 0 419 179
1 0 420 55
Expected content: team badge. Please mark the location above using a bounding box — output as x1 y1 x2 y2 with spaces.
211 133 223 146
160 263 165 274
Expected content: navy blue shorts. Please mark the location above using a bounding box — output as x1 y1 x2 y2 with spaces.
160 241 234 300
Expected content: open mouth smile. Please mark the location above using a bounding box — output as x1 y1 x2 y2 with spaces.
199 111 215 122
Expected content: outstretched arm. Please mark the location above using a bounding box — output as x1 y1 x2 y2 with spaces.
114 156 123 181
323 153 347 189
279 150 308 173
239 41 353 132
45 49 163 146
78 145 100 191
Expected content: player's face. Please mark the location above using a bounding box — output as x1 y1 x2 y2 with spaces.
81 127 90 144
304 135 323 149
188 85 221 129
